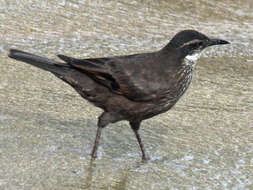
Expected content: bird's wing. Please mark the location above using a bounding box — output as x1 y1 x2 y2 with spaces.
57 53 167 101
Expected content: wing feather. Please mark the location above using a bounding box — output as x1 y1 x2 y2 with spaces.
57 53 169 102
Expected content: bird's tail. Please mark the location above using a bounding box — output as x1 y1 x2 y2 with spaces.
8 49 70 74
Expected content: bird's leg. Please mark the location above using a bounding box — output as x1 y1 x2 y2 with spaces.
130 121 147 161
91 112 117 159
91 124 103 159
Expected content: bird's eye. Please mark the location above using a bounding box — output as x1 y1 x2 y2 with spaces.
191 41 203 49
198 42 204 46
191 43 198 48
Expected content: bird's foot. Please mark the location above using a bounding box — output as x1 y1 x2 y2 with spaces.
141 155 150 162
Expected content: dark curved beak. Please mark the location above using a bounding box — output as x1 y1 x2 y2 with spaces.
208 38 230 46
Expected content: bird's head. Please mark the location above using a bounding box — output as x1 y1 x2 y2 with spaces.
165 30 230 66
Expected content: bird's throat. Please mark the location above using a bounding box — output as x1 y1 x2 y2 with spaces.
184 52 201 68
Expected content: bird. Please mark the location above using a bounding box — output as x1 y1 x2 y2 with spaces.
8 30 229 161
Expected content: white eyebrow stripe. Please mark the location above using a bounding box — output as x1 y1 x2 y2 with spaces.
179 39 203 48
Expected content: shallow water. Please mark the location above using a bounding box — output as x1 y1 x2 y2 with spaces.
0 0 253 189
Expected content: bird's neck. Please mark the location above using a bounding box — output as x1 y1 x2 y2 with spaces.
158 63 193 109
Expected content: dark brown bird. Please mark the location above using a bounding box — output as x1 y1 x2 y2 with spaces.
8 30 229 161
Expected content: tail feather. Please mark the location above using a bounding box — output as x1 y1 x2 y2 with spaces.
8 49 69 73
57 54 75 64
57 54 108 73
